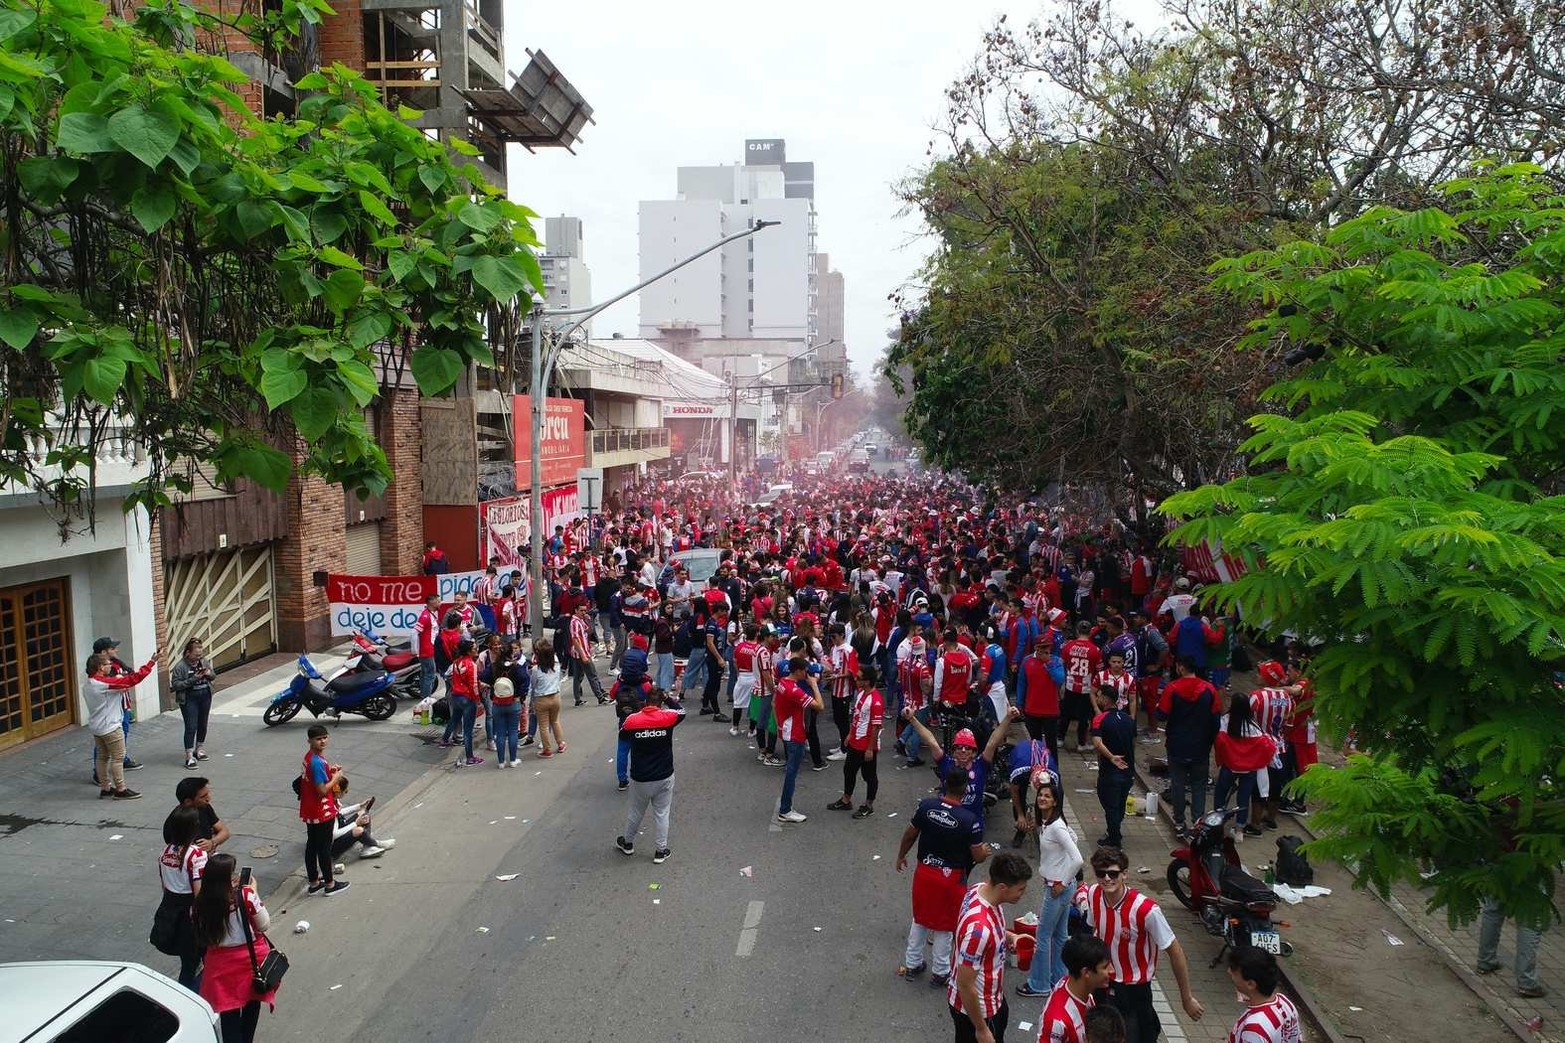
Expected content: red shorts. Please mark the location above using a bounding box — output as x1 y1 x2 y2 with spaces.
1138 676 1161 702
911 863 968 932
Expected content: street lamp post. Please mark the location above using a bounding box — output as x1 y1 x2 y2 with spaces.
814 386 862 453
526 220 777 634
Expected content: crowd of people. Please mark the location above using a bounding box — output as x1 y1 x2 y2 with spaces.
459 465 1313 1043
136 460 1323 1043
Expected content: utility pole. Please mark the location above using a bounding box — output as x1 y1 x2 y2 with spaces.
728 373 739 490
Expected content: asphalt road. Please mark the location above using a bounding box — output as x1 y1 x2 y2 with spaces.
267 700 1005 1043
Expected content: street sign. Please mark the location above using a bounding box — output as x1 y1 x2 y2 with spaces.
576 467 603 511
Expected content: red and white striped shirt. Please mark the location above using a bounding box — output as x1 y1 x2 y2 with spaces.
569 614 591 658
1229 994 1302 1043
1249 688 1295 747
846 688 883 752
1039 984 1094 1043
828 643 858 700
581 556 599 589
1092 668 1135 711
948 886 1009 1018
1076 885 1175 985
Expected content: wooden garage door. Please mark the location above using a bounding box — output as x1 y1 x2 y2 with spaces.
0 578 76 751
345 522 382 575
165 546 276 671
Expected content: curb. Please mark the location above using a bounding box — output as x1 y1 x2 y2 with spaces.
1127 758 1356 1043
1243 784 1543 1043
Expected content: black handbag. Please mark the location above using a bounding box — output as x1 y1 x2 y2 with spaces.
238 890 288 994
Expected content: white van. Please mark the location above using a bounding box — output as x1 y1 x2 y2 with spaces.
3 961 221 1042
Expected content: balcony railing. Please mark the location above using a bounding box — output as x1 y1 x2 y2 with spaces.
591 427 670 455
464 3 502 65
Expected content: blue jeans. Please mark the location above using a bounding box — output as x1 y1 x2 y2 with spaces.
900 707 930 761
779 740 806 814
1166 756 1209 827
452 696 478 759
725 646 738 699
481 693 494 743
1097 769 1134 847
1214 767 1258 827
684 647 707 692
616 737 631 784
491 701 521 762
420 656 438 700
527 696 538 739
1026 882 1075 992
653 653 674 690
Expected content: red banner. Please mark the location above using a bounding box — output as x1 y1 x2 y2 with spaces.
326 574 438 637
513 395 586 489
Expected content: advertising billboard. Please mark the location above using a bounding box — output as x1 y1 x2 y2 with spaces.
512 395 587 489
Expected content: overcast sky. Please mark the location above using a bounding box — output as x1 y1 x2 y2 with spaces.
501 0 1032 381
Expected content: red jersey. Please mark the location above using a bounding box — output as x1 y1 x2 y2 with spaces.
1076 885 1175 985
1061 638 1101 695
733 639 758 674
1040 985 1095 1043
298 750 338 824
1229 994 1302 1043
898 642 932 712
948 887 1008 1018
934 646 976 707
846 688 884 752
414 607 438 659
774 678 811 743
448 656 479 698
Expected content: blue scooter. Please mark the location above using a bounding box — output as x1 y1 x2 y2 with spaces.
263 653 398 726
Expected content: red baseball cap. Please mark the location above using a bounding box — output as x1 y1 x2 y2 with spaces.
953 729 979 749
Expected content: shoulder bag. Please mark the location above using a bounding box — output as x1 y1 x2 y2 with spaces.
238 889 289 994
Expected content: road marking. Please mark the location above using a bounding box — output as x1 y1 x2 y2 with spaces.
736 900 765 957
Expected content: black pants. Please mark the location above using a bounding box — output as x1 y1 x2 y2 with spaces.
1108 980 1160 1043
1058 692 1092 747
220 1000 261 1043
843 748 878 803
950 998 1009 1043
1023 714 1059 764
806 709 824 768
701 661 725 714
832 695 851 751
304 820 335 884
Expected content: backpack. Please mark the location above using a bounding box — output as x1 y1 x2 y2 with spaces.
1275 835 1314 886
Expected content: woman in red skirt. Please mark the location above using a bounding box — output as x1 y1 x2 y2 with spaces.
191 854 280 1043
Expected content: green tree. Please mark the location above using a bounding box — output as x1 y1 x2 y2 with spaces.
0 0 543 527
1162 164 1565 928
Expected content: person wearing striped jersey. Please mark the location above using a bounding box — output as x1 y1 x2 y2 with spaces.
827 668 884 818
1077 846 1204 1043
729 625 760 737
1037 935 1115 1043
824 623 860 759
949 851 1034 1043
1247 662 1299 833
1225 946 1301 1043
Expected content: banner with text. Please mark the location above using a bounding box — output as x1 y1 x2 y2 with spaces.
479 487 581 567
512 395 586 489
328 570 507 638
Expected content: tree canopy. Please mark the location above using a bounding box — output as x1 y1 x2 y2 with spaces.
887 0 1563 496
1163 165 1565 927
0 0 543 526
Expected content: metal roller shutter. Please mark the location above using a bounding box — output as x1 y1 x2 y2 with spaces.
345 522 383 576
165 546 276 671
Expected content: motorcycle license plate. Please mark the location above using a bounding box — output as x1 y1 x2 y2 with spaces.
1251 929 1282 954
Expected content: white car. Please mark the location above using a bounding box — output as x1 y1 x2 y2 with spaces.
2 961 221 1042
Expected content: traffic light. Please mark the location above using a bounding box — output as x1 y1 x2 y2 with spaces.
830 373 844 399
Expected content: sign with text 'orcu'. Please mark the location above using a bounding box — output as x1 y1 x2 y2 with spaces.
512 395 586 488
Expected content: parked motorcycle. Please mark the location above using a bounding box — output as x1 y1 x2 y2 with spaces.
1166 806 1292 965
338 629 422 700
263 652 398 726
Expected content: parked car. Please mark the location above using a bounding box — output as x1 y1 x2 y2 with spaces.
3 961 221 1042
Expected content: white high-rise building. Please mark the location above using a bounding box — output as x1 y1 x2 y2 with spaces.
637 139 817 344
539 215 593 336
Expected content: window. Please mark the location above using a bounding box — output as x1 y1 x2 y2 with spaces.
56 989 181 1043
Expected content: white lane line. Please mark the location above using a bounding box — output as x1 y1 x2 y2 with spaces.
736 900 765 957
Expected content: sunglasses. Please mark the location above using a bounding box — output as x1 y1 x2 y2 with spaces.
1094 869 1124 880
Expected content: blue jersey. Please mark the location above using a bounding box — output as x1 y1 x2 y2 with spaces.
937 754 991 829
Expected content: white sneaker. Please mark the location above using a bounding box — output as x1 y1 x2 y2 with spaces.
184 755 197 769
360 845 386 859
510 758 521 767
380 838 396 850
729 727 742 737
826 750 847 761
777 810 808 824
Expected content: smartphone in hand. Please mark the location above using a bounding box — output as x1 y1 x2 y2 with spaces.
239 866 253 887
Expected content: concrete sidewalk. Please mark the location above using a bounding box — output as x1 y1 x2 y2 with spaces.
0 646 454 971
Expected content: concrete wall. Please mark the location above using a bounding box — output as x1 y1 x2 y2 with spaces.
638 199 725 337
0 502 160 725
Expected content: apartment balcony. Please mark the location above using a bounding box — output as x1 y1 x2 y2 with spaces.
1 417 150 504
589 426 670 471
